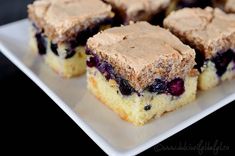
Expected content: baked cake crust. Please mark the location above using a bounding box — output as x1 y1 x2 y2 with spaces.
28 0 114 43
164 7 235 59
103 0 170 23
225 0 235 13
87 22 195 91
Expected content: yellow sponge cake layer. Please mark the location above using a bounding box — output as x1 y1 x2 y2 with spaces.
87 67 197 126
45 46 86 78
30 31 86 78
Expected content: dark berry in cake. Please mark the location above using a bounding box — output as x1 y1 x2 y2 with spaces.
119 79 134 96
50 42 59 56
167 78 185 96
97 61 115 80
148 79 167 94
87 55 99 67
194 50 205 72
144 104 152 111
85 47 92 55
97 62 107 74
212 49 234 77
65 49 76 59
35 33 47 55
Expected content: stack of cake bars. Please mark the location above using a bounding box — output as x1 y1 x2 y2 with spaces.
28 0 235 125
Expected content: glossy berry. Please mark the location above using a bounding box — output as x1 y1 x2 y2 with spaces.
212 50 234 77
144 104 152 111
167 78 185 96
35 33 47 55
119 79 134 96
148 79 167 94
86 56 99 67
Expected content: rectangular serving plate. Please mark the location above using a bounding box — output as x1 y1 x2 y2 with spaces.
0 20 234 156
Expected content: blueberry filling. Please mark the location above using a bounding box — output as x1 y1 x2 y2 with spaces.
147 79 167 94
118 79 134 96
35 32 47 55
177 0 212 9
97 61 115 80
194 49 235 77
50 41 76 59
33 19 111 58
211 49 235 77
87 49 186 96
194 50 205 73
87 55 99 68
144 104 152 111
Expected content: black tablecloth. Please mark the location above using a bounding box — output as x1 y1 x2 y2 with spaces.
0 0 234 155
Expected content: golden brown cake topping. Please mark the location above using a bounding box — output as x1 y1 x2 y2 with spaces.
87 22 195 91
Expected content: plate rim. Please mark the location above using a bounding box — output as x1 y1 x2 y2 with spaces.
0 19 234 156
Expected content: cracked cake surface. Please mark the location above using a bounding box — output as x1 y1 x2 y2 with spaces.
28 0 114 43
164 7 235 59
103 0 170 23
87 22 196 91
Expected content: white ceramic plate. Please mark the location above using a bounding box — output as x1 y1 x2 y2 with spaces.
0 20 234 156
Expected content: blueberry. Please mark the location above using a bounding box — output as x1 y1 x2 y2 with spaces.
85 47 92 55
119 79 134 96
194 50 205 73
212 50 233 77
50 42 59 56
148 79 167 94
86 56 99 67
65 49 76 59
144 104 152 111
35 33 47 55
97 61 115 80
97 62 107 74
167 78 185 96
104 63 115 77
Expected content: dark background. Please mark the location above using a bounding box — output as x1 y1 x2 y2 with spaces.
0 0 234 155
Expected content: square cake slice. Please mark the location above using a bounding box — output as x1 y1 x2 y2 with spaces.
28 0 114 77
86 22 197 125
103 0 170 25
164 7 235 90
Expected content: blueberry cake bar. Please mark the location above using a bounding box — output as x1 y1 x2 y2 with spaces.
225 0 235 13
102 0 170 25
86 22 198 125
164 7 235 90
28 0 114 77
